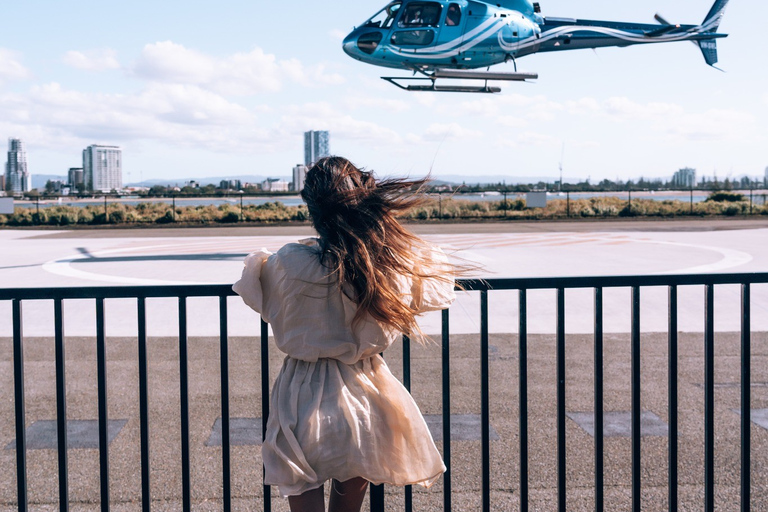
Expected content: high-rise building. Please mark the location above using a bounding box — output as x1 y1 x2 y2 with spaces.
83 145 122 193
68 167 84 193
304 130 329 166
292 164 308 192
764 166 767 186
671 167 696 188
5 138 31 194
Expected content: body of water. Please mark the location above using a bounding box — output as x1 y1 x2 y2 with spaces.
11 190 768 209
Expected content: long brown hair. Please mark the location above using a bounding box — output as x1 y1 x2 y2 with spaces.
301 156 452 336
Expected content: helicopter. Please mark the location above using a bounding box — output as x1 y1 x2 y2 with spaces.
342 0 729 93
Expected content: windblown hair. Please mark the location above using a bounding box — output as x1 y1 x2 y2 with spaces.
301 156 452 337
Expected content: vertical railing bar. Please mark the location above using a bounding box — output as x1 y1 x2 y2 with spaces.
631 286 641 512
54 299 69 512
740 283 750 512
403 334 413 512
96 298 110 512
442 308 451 512
370 484 385 512
704 284 714 512
260 318 272 512
12 300 28 512
556 288 566 512
178 297 191 512
668 286 678 512
594 288 604 512
518 289 529 512
480 290 490 512
137 297 151 512
219 296 232 512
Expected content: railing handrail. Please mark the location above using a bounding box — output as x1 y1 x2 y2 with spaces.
2 272 768 300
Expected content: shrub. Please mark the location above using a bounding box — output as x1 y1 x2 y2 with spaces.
706 191 746 203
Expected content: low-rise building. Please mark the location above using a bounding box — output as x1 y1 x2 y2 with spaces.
262 178 290 193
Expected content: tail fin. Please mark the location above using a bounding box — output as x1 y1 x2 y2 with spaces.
701 0 729 32
697 39 720 66
698 0 730 67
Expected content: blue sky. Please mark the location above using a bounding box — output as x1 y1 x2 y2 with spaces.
1 0 765 183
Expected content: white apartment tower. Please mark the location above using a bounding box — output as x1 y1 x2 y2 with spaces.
83 145 122 193
5 138 31 194
304 131 329 166
672 167 697 189
293 164 308 192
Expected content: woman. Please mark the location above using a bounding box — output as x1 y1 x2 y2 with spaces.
234 156 456 511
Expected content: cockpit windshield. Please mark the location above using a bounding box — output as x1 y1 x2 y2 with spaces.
363 2 402 29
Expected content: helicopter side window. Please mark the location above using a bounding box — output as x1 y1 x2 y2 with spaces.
391 30 435 46
364 1 402 29
399 2 442 28
445 3 461 26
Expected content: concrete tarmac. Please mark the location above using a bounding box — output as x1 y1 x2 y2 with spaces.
2 220 768 510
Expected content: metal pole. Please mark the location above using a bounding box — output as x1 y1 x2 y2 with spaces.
503 191 507 218
690 188 694 215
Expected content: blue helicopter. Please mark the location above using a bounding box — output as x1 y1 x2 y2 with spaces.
342 0 730 92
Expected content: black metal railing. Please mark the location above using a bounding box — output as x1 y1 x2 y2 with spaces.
2 272 767 512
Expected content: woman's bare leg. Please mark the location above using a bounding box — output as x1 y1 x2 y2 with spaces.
328 477 369 512
288 484 325 512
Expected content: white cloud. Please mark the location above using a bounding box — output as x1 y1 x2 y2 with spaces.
133 41 344 95
344 95 410 112
601 96 683 121
496 131 560 149
328 29 347 40
279 102 403 146
422 122 482 141
0 49 31 83
664 109 756 142
0 82 270 152
451 94 563 123
62 49 120 71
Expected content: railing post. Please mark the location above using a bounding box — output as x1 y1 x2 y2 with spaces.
261 319 272 512
556 288 566 512
137 297 151 512
403 334 413 512
178 297 191 512
668 286 679 512
704 285 714 512
594 288 604 512
219 296 232 512
96 298 110 512
442 308 451 512
480 290 490 512
54 299 69 512
518 289 529 512
13 300 28 512
741 283 751 511
631 287 641 512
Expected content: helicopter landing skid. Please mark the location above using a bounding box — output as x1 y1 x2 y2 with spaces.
382 69 538 93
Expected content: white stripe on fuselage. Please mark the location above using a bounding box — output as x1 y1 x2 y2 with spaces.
385 13 712 62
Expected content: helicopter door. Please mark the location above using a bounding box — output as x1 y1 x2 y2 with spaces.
437 2 466 61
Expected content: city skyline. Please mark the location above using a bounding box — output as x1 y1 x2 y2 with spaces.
0 1 766 182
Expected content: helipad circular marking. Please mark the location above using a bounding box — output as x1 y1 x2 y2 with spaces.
41 232 754 285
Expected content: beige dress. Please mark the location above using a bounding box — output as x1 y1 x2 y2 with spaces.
233 238 455 497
